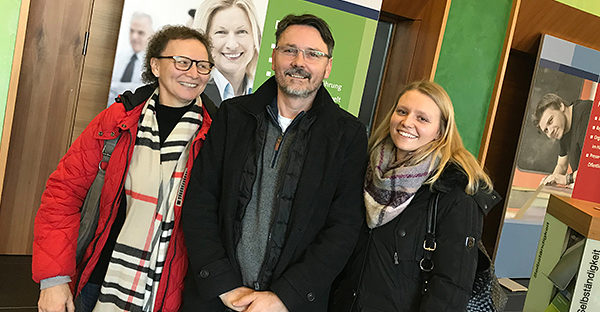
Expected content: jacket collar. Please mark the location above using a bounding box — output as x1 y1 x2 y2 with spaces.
116 84 156 111
104 84 214 137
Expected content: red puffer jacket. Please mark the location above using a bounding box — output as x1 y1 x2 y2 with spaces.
33 85 212 311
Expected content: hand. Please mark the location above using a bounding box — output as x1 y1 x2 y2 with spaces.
541 174 564 186
234 291 289 312
219 287 254 311
38 284 74 312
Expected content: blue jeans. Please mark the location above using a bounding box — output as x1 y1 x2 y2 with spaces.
78 283 101 312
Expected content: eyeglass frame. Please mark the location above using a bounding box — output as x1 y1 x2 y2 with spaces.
274 45 331 62
155 55 214 75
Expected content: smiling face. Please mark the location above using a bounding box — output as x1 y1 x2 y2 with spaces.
151 39 210 107
538 104 568 140
389 90 442 160
272 24 332 99
208 6 255 78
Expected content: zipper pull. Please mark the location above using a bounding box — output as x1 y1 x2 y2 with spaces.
393 251 399 265
274 135 282 152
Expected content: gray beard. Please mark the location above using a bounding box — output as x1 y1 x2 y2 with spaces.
275 74 320 98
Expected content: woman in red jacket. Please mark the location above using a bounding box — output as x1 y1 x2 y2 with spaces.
33 25 215 312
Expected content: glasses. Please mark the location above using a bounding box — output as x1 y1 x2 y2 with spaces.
155 56 214 75
275 45 331 62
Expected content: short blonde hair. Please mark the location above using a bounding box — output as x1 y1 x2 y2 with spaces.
192 0 261 80
369 81 492 194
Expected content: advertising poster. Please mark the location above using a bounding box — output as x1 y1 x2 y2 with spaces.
253 0 381 116
495 34 600 278
106 0 269 106
106 0 382 118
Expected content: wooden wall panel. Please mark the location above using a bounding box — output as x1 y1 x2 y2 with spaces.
373 0 451 130
482 50 536 256
72 0 124 142
0 0 93 254
372 20 420 131
381 0 431 20
512 0 600 55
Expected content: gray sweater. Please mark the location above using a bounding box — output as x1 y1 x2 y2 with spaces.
236 119 296 287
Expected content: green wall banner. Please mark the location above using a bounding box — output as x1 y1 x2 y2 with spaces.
0 0 23 142
254 0 381 117
434 0 513 156
556 0 600 17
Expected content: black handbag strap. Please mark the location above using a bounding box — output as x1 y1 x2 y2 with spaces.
420 192 439 273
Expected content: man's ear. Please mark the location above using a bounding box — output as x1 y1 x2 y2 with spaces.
323 57 332 79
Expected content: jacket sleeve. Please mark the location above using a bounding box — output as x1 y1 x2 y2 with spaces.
420 194 482 311
32 113 105 283
270 122 368 310
182 102 242 301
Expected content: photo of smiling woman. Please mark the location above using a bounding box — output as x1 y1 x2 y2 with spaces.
192 0 262 106
330 81 501 311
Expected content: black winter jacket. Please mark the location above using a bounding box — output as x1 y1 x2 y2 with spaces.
330 164 500 312
182 77 368 311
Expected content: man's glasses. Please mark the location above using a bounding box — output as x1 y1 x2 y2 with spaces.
155 56 214 75
275 46 331 62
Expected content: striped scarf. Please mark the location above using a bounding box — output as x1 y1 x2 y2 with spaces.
364 138 436 228
94 89 202 311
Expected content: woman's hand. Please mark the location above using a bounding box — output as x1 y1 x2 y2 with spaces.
38 284 74 312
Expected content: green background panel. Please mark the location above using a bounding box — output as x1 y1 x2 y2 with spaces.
556 0 600 17
0 0 23 141
254 0 377 116
434 0 513 156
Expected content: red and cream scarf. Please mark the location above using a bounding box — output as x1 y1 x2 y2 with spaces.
94 89 202 311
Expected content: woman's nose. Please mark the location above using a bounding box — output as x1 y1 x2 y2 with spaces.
225 34 239 49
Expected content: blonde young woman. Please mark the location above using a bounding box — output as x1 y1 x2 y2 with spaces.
192 0 261 106
330 81 501 311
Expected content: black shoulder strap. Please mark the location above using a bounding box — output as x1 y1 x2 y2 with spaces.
200 93 218 119
420 192 439 294
420 192 439 273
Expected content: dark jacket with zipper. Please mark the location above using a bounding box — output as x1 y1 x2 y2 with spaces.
330 163 501 312
32 84 214 312
182 77 368 311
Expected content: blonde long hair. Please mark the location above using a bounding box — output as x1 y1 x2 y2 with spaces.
192 0 262 80
369 81 492 195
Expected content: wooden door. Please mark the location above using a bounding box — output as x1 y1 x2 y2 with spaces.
0 0 95 254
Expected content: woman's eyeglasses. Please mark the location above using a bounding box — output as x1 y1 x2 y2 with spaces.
156 56 214 75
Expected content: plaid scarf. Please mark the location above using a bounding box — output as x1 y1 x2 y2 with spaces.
364 137 436 228
94 89 202 312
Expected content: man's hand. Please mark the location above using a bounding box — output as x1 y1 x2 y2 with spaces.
219 286 254 311
541 173 567 186
38 284 74 312
234 291 289 312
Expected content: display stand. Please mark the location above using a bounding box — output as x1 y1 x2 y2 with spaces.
524 195 600 312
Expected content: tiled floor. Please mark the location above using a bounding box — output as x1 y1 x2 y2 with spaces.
0 255 528 311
